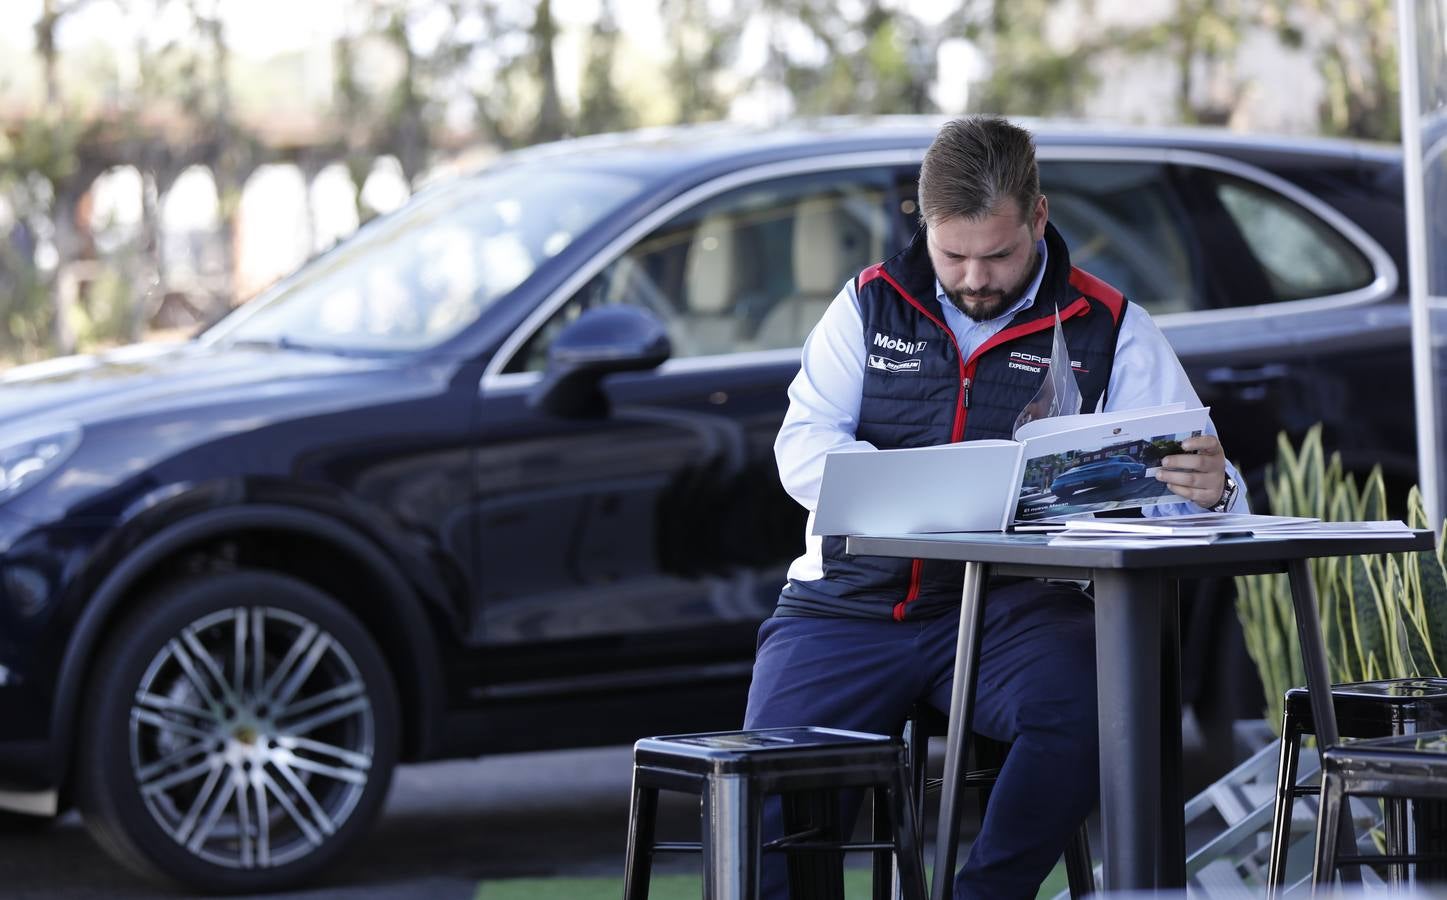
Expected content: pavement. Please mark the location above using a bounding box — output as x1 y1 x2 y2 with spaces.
0 715 1245 899
0 745 705 900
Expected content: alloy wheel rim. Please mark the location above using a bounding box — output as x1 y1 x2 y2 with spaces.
128 606 375 870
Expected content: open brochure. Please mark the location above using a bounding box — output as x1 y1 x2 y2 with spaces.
811 403 1210 536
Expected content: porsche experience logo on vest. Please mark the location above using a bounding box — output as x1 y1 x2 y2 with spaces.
1007 350 1089 375
869 331 927 374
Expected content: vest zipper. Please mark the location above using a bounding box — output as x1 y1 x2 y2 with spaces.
893 560 924 622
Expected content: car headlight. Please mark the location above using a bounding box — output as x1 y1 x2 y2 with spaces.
0 423 81 504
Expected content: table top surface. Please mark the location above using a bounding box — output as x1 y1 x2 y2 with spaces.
845 529 1435 570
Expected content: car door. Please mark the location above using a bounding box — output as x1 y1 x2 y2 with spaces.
466 162 903 711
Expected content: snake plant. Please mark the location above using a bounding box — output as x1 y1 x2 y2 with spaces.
1235 425 1447 730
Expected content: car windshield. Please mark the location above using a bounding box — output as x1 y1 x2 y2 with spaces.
201 165 644 352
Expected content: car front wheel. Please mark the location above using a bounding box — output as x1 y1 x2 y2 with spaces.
0 810 55 833
76 570 400 893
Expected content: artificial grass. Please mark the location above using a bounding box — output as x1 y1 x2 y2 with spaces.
474 862 1070 898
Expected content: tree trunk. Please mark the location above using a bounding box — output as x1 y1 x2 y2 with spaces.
531 0 567 143
49 189 82 356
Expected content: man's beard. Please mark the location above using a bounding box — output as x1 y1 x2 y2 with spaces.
944 248 1041 322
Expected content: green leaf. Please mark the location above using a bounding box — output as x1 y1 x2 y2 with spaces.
1346 554 1387 682
1235 425 1444 727
1360 467 1388 521
1415 548 1447 674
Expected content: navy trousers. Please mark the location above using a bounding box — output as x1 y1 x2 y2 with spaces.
742 579 1099 900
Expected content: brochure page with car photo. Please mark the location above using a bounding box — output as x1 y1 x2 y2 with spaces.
1011 403 1210 523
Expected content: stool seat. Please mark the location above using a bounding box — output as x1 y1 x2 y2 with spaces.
1285 677 1447 734
636 726 904 776
625 726 928 900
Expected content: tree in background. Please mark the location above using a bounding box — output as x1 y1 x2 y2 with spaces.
576 0 633 136
17 0 112 356
970 0 1101 117
332 22 375 223
529 0 566 143
1273 0 1399 140
374 1 431 186
1110 0 1401 137
0 0 1417 364
743 0 939 117
662 0 736 123
183 0 257 321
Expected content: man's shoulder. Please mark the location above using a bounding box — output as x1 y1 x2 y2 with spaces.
856 263 887 290
1067 267 1126 324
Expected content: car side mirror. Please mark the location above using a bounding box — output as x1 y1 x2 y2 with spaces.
527 306 672 418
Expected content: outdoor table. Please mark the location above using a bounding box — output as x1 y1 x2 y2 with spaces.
844 529 1435 896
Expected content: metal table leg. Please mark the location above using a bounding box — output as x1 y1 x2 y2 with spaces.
1160 579 1186 887
1287 559 1357 886
1093 568 1163 891
930 562 988 900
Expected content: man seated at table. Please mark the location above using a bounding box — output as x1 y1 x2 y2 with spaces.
746 115 1245 898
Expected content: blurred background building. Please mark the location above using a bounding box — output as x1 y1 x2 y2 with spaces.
0 0 1399 363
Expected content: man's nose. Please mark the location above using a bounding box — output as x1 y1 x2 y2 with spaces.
961 261 991 293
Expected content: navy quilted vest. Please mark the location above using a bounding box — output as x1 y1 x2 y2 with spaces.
778 223 1128 620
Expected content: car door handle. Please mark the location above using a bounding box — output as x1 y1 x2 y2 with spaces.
1204 364 1289 387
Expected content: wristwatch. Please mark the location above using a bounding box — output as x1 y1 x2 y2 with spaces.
1209 473 1238 513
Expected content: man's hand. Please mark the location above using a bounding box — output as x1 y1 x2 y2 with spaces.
1155 434 1227 508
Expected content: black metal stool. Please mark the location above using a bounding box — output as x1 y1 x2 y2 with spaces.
1267 677 1447 891
900 705 1096 898
623 725 928 900
1312 727 1447 885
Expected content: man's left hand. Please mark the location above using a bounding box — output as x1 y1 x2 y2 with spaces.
1156 434 1227 508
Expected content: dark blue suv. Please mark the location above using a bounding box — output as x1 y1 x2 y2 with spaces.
0 117 1415 891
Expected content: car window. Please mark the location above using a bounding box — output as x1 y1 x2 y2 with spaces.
508 171 891 372
1207 172 1375 302
1039 161 1197 315
204 166 643 352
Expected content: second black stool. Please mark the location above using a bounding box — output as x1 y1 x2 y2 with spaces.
1267 677 1447 891
1312 728 1447 884
623 725 928 900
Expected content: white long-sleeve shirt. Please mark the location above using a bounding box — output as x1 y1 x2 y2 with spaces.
776 242 1245 583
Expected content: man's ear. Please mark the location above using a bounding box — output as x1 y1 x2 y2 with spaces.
1032 194 1049 241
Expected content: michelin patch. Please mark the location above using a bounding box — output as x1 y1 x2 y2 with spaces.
867 354 921 373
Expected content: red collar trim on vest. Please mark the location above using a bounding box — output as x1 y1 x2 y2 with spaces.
858 263 885 289
875 268 959 354
1068 267 1125 323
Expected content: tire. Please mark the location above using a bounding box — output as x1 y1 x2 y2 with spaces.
0 810 55 834
75 570 400 894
